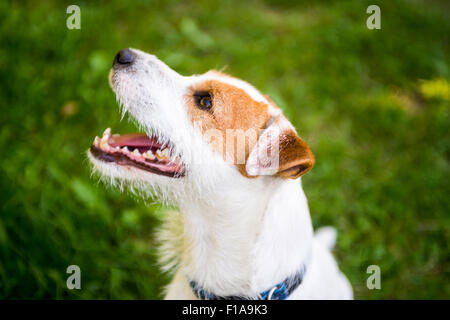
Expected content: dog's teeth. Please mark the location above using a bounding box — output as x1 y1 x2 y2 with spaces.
115 146 120 150
133 149 140 155
144 151 155 160
155 150 164 160
103 128 111 137
94 136 100 146
101 130 111 144
122 146 129 152
101 134 108 143
155 148 170 160
100 140 109 149
161 148 170 158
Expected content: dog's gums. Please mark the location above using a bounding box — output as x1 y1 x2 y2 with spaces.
90 128 185 178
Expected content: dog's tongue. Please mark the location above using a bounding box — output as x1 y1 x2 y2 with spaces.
109 133 162 149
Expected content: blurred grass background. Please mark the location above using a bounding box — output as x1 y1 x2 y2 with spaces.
0 0 449 299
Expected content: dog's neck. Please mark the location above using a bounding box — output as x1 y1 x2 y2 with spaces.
178 177 314 297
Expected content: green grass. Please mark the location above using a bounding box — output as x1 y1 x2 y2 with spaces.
0 0 449 299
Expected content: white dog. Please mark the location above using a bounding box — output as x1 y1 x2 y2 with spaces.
88 48 353 300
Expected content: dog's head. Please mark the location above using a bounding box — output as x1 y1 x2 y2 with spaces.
88 48 314 203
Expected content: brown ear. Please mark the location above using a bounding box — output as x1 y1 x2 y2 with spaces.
276 130 314 179
246 116 314 179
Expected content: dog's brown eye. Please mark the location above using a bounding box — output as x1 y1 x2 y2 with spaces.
194 92 213 110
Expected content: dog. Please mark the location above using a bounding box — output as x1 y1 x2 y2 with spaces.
88 48 353 299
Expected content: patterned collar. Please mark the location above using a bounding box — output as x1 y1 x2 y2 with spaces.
189 264 308 300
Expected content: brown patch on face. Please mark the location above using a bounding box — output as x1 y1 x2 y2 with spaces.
263 94 277 108
186 76 272 176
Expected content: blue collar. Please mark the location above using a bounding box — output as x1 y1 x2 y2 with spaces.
189 265 307 300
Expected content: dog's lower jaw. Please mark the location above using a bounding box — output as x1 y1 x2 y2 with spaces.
163 178 353 300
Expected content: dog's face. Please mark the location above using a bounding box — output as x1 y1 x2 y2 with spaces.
88 48 314 203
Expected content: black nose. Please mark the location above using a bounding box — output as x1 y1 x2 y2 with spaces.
114 48 135 66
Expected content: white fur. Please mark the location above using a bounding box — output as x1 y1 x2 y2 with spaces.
89 48 353 299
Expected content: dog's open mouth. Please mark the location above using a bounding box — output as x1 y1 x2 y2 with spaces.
90 128 185 178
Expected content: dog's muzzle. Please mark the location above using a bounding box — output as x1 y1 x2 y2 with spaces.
113 48 135 67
